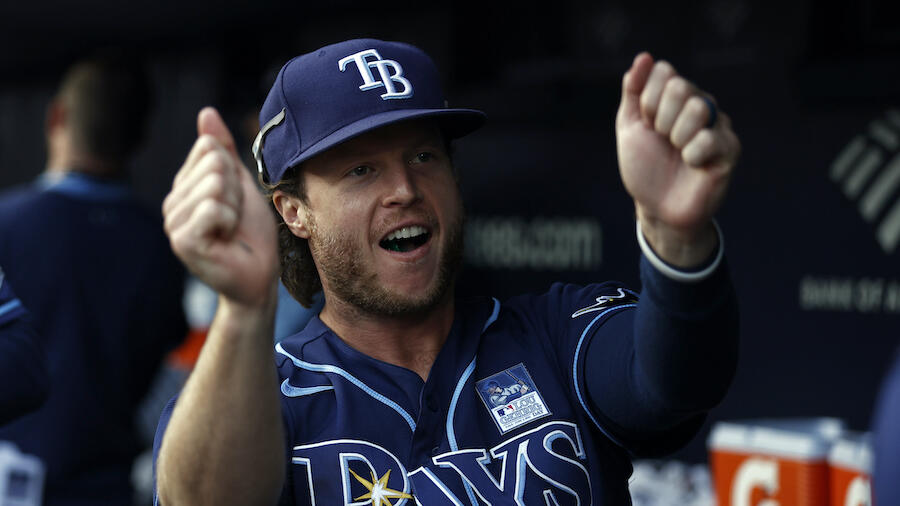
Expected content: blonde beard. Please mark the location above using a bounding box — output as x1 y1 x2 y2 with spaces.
306 212 463 318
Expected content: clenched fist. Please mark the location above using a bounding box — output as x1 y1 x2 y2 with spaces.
163 107 279 307
615 53 741 267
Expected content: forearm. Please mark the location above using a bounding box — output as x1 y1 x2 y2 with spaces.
583 252 738 448
157 290 285 505
632 252 739 414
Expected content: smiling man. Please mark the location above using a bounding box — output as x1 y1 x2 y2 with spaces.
155 39 740 505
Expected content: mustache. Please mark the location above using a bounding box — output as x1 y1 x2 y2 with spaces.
374 210 440 238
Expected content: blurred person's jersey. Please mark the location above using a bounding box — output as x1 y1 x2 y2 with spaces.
0 172 186 504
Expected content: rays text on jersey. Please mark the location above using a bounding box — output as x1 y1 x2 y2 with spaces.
289 421 591 505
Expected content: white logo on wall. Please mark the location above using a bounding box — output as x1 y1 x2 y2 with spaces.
800 110 900 315
830 109 900 254
338 49 413 100
465 216 602 271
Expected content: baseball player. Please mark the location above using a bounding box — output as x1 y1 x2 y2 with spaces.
486 380 530 406
0 54 187 503
154 39 740 505
0 267 48 426
874 347 900 504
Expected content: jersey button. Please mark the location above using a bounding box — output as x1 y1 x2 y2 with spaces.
426 395 439 412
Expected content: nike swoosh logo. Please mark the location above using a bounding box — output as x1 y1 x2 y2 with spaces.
280 379 334 398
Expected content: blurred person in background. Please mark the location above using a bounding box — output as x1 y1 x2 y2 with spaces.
873 347 900 504
0 52 187 504
0 266 48 426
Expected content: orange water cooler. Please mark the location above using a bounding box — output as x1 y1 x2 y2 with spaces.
827 432 873 506
708 418 844 506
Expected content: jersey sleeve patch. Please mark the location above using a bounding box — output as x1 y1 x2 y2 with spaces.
475 364 551 434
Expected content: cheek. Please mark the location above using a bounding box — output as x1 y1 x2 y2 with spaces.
311 197 374 241
437 186 464 223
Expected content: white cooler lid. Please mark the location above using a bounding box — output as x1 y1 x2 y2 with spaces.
708 418 845 460
827 432 872 473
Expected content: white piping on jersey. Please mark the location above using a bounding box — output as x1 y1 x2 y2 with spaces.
481 298 502 334
407 467 466 506
447 297 501 450
446 297 500 506
280 380 335 398
275 342 417 432
0 298 22 320
572 304 637 450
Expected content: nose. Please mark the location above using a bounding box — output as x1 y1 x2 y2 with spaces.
381 164 422 208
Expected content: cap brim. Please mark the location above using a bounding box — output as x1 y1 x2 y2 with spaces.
286 108 486 169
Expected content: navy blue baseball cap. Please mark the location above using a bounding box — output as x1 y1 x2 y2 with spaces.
252 38 487 184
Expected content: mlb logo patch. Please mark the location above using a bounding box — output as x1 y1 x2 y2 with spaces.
476 364 550 434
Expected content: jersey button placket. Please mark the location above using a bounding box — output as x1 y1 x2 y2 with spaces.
426 395 439 413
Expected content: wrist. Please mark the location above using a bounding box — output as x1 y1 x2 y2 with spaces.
217 281 279 330
636 218 723 283
635 207 718 268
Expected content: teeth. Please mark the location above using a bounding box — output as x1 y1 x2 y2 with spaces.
384 226 427 242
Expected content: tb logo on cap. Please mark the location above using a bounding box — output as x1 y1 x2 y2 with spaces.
338 49 413 100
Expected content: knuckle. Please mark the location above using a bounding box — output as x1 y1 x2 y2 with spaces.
696 128 716 149
640 93 656 114
195 134 219 153
670 129 685 149
655 60 674 76
194 197 219 218
163 211 175 235
665 77 691 99
685 130 718 165
687 96 708 117
173 163 191 185
169 229 191 257
199 150 229 175
203 171 226 196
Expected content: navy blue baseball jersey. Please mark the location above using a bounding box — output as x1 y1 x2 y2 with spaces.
0 267 26 326
0 267 49 425
0 172 187 503
155 255 738 505
874 347 900 505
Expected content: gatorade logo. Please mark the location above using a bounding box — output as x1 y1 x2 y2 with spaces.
731 457 779 506
842 476 871 506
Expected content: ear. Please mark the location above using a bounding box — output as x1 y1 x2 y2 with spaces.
273 190 311 239
45 99 66 136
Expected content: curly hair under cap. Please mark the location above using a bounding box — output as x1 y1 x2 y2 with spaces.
257 135 457 308
258 167 322 308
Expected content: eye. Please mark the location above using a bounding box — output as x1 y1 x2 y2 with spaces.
411 152 434 164
347 165 372 177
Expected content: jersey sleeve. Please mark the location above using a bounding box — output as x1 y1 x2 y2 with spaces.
509 248 738 457
580 254 739 456
151 395 176 505
873 348 900 506
0 269 49 426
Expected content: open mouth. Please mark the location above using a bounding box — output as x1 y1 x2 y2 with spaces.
379 225 431 253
